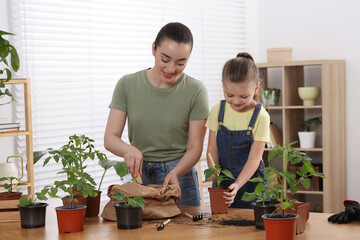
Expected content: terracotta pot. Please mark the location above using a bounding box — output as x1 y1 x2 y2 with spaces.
276 201 310 234
113 203 142 229
18 202 48 228
55 205 87 233
86 190 102 217
208 187 229 214
251 201 277 230
262 213 299 240
0 191 22 200
62 193 87 206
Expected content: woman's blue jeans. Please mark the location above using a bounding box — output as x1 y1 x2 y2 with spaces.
141 157 201 206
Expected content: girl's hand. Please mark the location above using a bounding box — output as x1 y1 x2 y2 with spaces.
223 183 240 207
123 146 143 178
209 169 221 182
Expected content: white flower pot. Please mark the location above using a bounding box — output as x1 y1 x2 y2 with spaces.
298 131 316 148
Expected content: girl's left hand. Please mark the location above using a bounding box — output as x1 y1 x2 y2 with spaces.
223 183 240 207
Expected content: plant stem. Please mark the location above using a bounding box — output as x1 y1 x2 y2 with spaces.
98 169 107 191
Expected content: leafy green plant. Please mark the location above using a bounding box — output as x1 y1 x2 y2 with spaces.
0 176 26 194
261 88 281 107
42 134 104 207
242 141 325 217
294 117 322 132
19 188 50 206
97 156 129 191
111 191 145 209
0 30 20 105
241 171 279 206
204 165 235 188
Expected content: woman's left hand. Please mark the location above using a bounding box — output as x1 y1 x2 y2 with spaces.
163 171 181 200
223 183 240 207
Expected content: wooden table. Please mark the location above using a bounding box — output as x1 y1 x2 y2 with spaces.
1 199 359 240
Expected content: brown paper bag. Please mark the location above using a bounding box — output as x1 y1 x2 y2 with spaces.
101 182 181 220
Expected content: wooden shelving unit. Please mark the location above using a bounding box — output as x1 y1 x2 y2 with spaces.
258 60 346 213
0 78 34 222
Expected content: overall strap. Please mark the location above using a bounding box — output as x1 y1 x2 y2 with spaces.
248 103 262 130
217 100 227 123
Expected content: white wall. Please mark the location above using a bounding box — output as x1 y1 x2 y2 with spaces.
257 0 360 201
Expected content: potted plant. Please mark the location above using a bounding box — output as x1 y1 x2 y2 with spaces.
241 172 279 230
294 117 322 148
86 155 129 217
111 191 145 229
204 162 235 214
42 134 101 233
261 88 281 108
17 189 50 228
0 176 26 200
0 30 20 105
257 142 325 239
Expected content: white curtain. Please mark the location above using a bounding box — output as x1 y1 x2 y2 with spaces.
8 0 249 203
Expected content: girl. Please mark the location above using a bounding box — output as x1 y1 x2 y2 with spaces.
206 52 270 208
104 22 209 206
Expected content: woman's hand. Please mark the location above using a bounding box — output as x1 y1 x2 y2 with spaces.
163 170 181 200
223 183 240 207
124 146 143 178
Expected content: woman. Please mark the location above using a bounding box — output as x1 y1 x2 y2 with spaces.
104 22 208 206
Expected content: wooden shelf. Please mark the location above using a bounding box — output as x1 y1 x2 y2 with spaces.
0 130 30 137
258 60 346 213
0 78 34 223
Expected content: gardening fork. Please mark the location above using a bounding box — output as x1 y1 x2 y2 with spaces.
185 212 203 221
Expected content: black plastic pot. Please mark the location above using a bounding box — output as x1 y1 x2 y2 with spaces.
252 201 277 230
17 202 49 228
113 203 142 229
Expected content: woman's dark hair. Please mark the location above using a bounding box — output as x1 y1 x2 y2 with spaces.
222 52 261 100
154 22 193 51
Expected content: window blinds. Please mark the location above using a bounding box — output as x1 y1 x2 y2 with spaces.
8 0 248 201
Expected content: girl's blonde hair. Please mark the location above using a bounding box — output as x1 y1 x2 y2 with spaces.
222 52 262 101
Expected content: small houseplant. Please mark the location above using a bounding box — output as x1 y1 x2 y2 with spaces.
85 155 129 217
261 88 281 108
241 171 279 230
111 191 145 229
0 30 20 105
42 134 102 233
250 142 325 239
204 154 235 214
0 176 26 200
17 189 50 228
294 117 322 148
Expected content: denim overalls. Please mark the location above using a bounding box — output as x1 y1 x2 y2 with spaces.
216 100 265 208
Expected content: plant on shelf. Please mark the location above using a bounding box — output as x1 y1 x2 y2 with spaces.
250 141 325 238
0 176 26 200
203 153 235 214
294 117 322 148
0 30 20 105
294 117 322 132
261 88 281 107
17 189 50 228
111 191 145 229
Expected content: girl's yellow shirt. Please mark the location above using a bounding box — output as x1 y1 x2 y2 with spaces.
206 101 270 143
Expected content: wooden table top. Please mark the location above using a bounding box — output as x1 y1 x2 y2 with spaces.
1 199 359 240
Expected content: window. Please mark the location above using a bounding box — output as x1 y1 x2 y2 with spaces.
9 0 250 197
